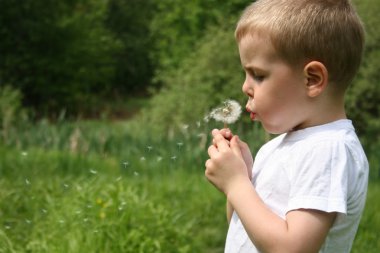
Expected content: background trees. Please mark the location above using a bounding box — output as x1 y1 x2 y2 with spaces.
0 0 121 117
0 0 379 149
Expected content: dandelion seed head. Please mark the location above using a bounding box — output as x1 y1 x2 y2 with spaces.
208 99 242 125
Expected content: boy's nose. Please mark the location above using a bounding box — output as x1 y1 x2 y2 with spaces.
242 80 253 96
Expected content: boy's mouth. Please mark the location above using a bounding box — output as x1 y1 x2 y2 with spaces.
246 98 256 120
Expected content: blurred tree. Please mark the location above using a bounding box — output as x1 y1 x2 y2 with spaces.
104 0 154 96
149 0 251 82
0 0 121 117
346 0 380 149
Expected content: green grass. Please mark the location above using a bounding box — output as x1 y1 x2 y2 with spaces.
0 147 227 252
0 119 379 252
352 182 380 252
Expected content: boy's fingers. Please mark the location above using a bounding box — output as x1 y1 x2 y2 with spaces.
208 144 218 157
230 136 243 158
213 134 230 151
211 129 220 137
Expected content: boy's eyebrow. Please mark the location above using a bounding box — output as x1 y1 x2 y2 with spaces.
243 64 266 73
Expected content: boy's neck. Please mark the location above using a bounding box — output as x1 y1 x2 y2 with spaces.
296 93 347 131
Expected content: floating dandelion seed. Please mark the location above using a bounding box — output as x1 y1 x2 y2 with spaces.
90 169 98 175
147 146 153 152
207 99 242 128
25 178 31 185
157 156 163 162
115 176 122 182
134 171 139 176
122 161 129 170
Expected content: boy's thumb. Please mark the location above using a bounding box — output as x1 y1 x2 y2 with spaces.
231 136 243 158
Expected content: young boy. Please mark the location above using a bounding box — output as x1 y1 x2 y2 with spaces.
205 0 369 252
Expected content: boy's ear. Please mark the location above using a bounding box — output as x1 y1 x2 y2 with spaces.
303 61 328 98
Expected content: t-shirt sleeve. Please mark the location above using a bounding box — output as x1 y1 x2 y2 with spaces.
286 140 351 214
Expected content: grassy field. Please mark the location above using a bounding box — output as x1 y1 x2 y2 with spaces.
0 120 379 252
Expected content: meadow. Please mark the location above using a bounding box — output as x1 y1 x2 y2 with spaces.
0 119 379 252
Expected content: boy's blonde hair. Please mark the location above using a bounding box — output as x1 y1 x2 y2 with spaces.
235 0 365 90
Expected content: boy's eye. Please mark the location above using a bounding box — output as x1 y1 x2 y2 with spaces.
246 69 265 82
249 71 264 82
253 75 264 82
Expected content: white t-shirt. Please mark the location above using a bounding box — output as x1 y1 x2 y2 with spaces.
225 119 369 253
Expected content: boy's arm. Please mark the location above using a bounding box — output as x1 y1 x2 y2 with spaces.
206 133 336 253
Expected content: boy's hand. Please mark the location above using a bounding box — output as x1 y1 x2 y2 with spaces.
211 129 253 180
205 131 252 195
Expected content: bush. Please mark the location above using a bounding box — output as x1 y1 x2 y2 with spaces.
0 86 28 141
139 25 246 134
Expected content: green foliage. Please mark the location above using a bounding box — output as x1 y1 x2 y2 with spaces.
0 0 121 116
139 26 246 134
149 0 251 76
104 0 155 94
346 0 380 150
